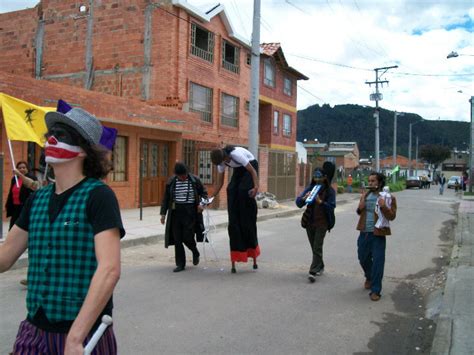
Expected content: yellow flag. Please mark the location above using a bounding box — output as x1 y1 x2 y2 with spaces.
0 93 55 147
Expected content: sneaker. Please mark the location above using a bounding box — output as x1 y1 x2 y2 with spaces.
308 273 316 283
370 293 381 301
364 279 371 290
315 269 324 276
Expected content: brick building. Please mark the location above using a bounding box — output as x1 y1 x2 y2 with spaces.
0 0 307 209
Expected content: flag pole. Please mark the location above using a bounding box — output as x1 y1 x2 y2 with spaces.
7 139 19 187
43 163 49 184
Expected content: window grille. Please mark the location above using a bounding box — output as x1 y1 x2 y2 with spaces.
264 58 275 87
222 40 240 74
284 77 292 96
111 136 128 182
189 82 213 122
198 150 213 184
190 23 214 62
221 93 239 127
283 114 292 136
273 111 279 135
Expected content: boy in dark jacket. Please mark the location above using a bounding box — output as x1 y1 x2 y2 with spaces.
160 162 208 272
296 162 336 283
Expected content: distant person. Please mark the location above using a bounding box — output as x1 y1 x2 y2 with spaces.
296 162 336 283
5 161 40 231
210 145 260 273
439 174 446 195
347 174 353 193
462 172 468 192
427 174 431 189
454 178 460 193
356 172 397 301
160 162 207 272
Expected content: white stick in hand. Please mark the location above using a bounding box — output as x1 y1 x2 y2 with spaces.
83 315 113 355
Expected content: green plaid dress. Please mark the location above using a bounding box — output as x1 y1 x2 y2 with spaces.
26 179 104 322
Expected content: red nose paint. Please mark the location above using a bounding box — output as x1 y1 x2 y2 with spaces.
48 136 58 145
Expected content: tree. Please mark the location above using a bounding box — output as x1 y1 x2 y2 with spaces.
419 144 451 173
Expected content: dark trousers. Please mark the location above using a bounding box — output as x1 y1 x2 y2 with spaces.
306 227 326 274
357 232 386 295
172 204 199 268
8 204 23 230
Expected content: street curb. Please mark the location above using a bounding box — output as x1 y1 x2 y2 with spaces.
430 203 474 354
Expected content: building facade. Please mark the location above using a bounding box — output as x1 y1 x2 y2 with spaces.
0 1 307 208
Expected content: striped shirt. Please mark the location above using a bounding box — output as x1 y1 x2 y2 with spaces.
174 178 195 204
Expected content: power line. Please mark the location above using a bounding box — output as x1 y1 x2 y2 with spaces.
288 53 474 77
297 84 325 102
288 53 372 71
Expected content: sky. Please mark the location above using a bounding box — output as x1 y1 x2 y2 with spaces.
1 0 473 122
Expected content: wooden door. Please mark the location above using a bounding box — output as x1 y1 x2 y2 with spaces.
140 140 170 206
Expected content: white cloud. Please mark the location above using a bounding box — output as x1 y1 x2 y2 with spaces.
1 0 472 122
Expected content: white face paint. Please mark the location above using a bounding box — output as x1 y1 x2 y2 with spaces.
44 136 84 164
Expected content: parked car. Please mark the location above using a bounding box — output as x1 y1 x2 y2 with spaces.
447 176 461 189
406 176 422 189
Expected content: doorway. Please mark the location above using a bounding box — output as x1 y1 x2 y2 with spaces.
140 139 170 206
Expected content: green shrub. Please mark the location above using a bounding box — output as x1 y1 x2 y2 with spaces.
337 186 345 194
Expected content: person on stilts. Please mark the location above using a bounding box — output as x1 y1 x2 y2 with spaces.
210 145 260 273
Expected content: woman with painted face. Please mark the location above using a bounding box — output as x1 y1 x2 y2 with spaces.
0 107 125 354
5 161 39 230
210 145 260 273
356 172 397 301
296 161 336 283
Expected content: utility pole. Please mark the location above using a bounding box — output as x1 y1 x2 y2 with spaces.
392 111 401 184
470 96 474 193
248 0 261 157
366 65 398 172
408 123 413 176
415 136 419 177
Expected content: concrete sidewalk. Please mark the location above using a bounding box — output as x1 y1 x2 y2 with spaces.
431 195 474 354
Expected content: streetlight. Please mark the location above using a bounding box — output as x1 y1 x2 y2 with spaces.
393 111 404 183
447 51 474 59
408 121 422 176
447 51 474 193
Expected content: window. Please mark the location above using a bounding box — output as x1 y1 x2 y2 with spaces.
183 140 196 174
284 77 292 96
246 53 251 65
273 111 279 135
190 23 214 62
198 150 213 184
111 136 128 182
264 58 275 87
245 100 250 112
221 93 239 127
283 114 291 136
222 40 240 74
189 82 213 122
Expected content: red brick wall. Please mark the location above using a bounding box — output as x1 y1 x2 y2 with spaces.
0 71 206 212
258 55 298 149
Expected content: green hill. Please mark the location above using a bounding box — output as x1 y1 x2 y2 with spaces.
297 104 469 158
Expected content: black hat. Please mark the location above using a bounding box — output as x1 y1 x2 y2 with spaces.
322 161 336 183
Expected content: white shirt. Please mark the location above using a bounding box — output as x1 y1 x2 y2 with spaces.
217 147 255 173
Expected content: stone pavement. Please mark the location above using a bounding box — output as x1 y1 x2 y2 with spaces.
431 195 474 354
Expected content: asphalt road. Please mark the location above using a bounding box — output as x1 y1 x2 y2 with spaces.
0 186 460 354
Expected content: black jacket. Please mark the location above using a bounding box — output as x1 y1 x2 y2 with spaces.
5 174 37 217
160 174 208 248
